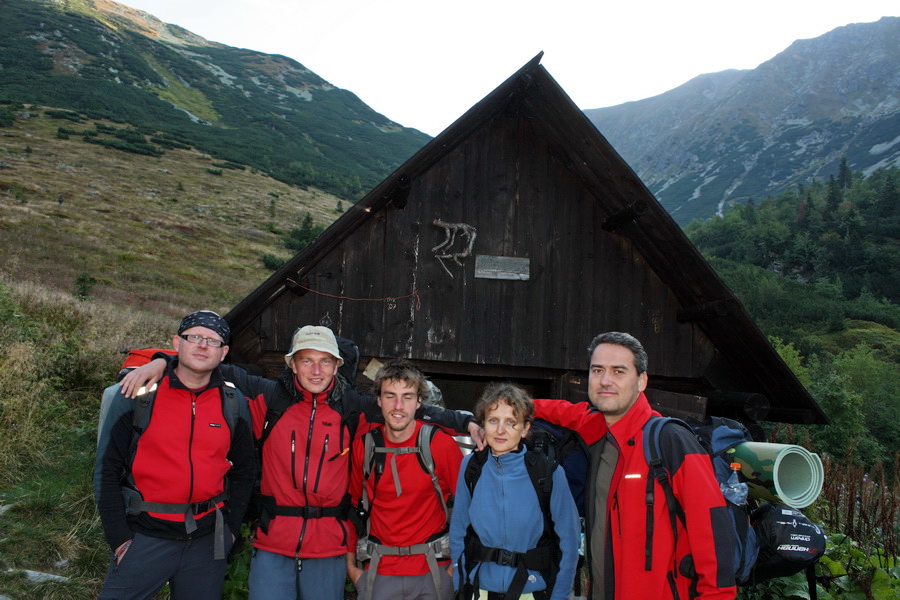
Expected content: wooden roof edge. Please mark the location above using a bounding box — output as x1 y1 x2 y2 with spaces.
515 72 828 424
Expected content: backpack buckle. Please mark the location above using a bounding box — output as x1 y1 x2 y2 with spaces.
496 549 517 567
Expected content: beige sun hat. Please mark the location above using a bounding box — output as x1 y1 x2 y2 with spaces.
284 325 344 366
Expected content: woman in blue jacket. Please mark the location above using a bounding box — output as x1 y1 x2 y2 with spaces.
451 383 580 600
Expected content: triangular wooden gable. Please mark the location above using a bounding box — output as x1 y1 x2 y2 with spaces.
226 54 827 425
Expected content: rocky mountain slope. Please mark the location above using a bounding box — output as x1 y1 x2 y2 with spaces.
1 0 430 200
586 17 900 225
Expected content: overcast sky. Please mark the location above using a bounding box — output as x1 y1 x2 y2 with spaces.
121 0 897 136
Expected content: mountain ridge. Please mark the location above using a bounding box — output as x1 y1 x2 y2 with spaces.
586 16 900 224
4 1 899 225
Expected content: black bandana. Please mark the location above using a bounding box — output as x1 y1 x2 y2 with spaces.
178 310 230 344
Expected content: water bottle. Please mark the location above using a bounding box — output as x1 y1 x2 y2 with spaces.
720 462 748 505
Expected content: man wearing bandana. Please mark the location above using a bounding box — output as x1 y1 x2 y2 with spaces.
94 310 256 600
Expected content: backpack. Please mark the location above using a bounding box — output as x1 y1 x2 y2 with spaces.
98 348 178 445
357 423 449 530
336 336 360 386
119 347 177 372
750 503 825 588
643 416 759 584
527 418 589 519
643 416 826 594
458 448 561 600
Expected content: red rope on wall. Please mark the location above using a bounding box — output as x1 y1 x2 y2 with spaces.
285 278 421 310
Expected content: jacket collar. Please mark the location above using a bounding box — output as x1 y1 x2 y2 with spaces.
166 364 225 393
608 392 657 445
292 373 336 403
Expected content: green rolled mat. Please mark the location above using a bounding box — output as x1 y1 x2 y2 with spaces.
728 442 824 508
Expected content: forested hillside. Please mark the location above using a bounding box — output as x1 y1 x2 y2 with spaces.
685 164 899 466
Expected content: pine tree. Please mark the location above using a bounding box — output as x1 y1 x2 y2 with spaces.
837 157 853 189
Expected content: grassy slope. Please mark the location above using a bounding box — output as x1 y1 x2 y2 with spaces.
0 106 347 598
0 105 343 317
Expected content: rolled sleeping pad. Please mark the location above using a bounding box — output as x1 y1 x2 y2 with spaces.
729 441 824 508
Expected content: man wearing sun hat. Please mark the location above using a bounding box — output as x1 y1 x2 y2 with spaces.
94 310 256 600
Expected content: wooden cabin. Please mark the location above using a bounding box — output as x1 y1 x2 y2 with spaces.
225 54 828 427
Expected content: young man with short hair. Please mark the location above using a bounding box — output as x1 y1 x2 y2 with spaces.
347 360 463 600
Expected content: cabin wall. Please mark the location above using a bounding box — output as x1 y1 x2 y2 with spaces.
234 113 714 381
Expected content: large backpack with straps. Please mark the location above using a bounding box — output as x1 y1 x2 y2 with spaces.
643 416 759 585
643 416 825 596
355 423 449 535
527 418 589 519
458 448 561 600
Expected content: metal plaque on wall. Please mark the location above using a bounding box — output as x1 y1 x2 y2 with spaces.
474 255 530 280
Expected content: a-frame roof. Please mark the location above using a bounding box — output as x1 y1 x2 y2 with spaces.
226 53 828 425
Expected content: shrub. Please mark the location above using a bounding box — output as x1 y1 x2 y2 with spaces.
261 253 286 270
72 272 98 300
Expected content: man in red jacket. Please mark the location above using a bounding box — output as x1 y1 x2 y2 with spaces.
533 332 736 600
346 360 462 600
94 310 255 600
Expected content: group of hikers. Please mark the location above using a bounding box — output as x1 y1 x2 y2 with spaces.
93 310 740 600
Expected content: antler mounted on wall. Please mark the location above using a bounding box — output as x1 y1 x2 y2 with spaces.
431 219 477 277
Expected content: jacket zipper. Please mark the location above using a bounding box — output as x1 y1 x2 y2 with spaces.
302 397 317 494
294 396 318 564
613 491 621 537
313 433 328 493
188 397 196 505
291 430 298 488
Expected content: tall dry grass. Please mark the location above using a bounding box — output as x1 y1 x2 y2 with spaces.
819 454 900 561
0 273 172 486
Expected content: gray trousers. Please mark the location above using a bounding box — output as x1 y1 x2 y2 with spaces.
355 568 453 600
98 529 232 600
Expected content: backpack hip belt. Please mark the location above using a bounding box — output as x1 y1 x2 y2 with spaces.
471 541 553 571
359 531 451 600
123 489 229 560
256 493 350 534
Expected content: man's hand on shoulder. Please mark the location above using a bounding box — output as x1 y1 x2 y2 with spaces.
467 421 486 451
119 358 166 399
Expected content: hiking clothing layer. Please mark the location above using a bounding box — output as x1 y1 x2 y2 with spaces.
349 420 462 576
94 368 255 551
450 445 581 600
534 395 737 600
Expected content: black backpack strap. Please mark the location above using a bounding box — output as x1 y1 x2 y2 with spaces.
127 385 158 474
642 416 690 572
461 449 560 600
220 381 241 438
258 385 294 447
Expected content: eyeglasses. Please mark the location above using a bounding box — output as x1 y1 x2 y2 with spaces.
179 333 225 348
